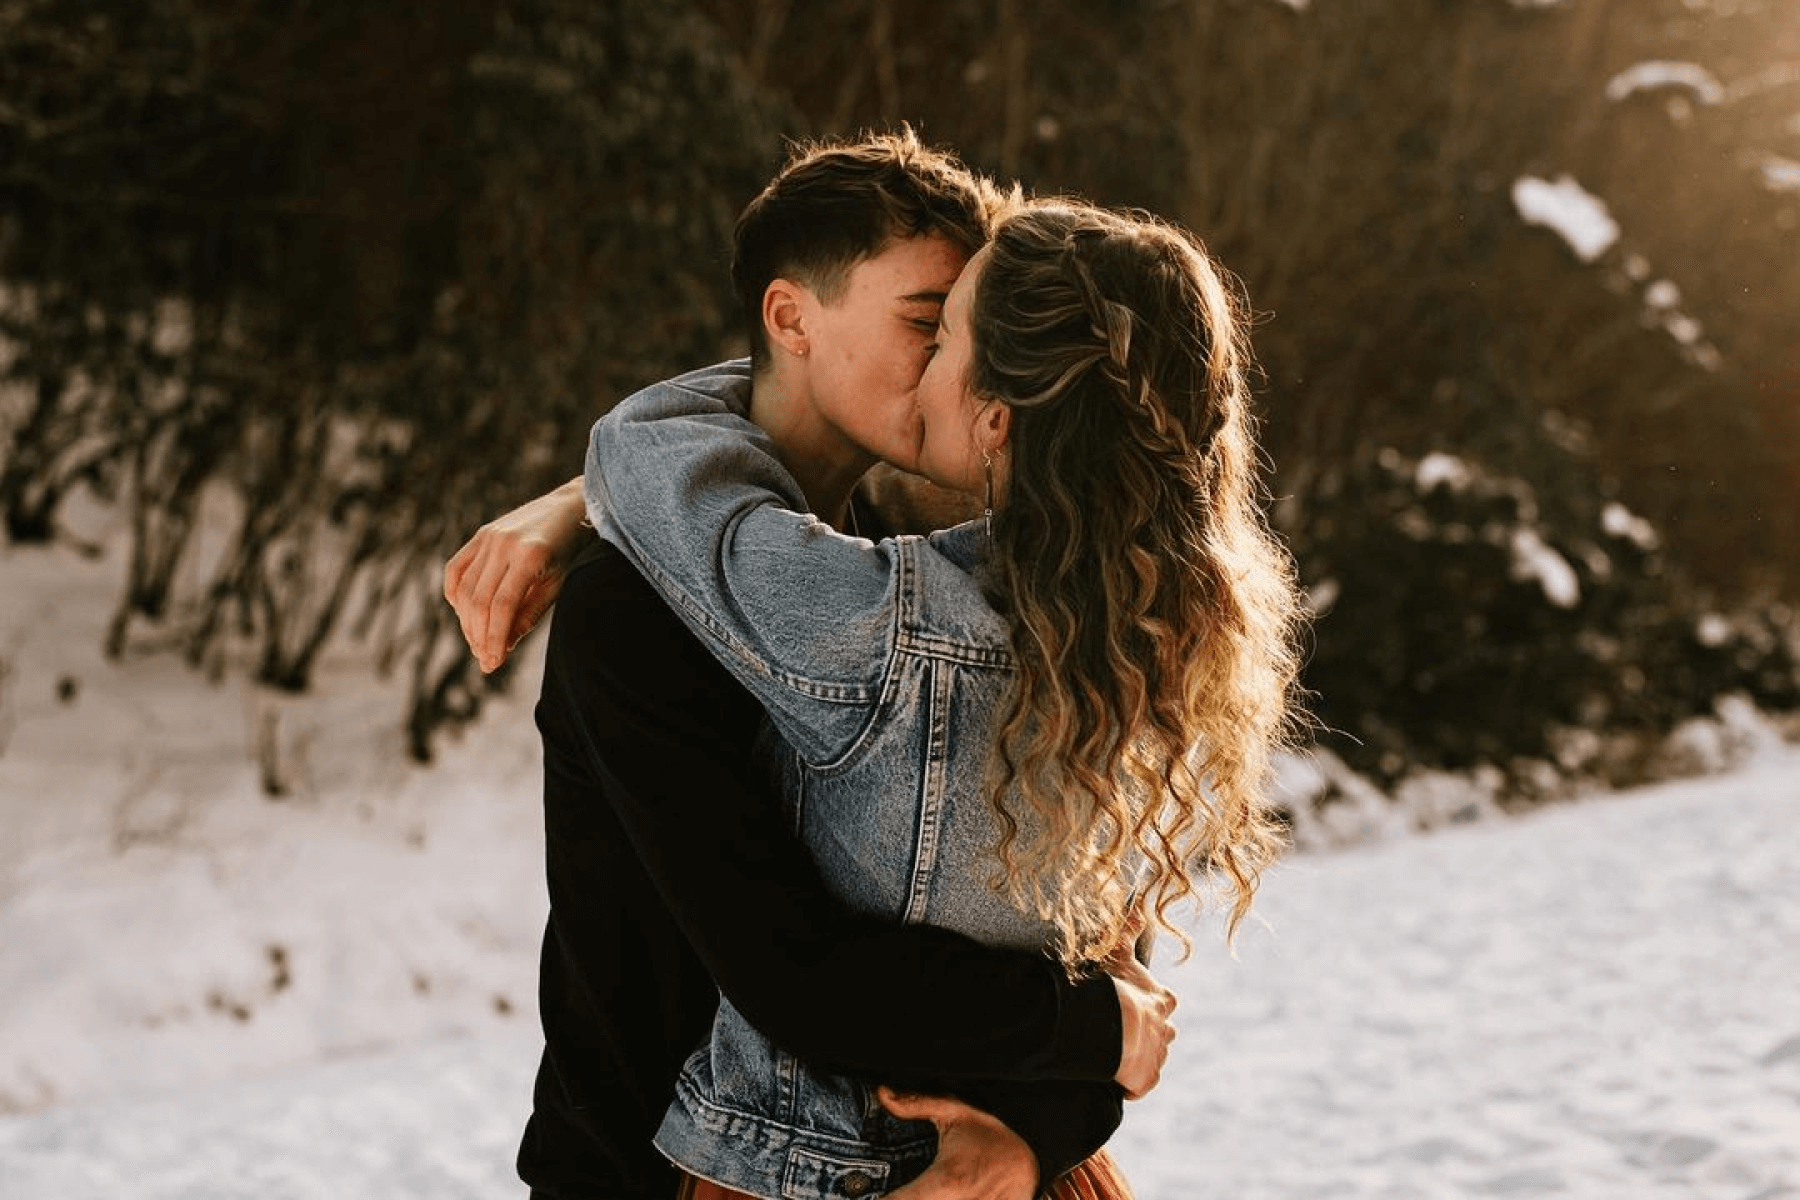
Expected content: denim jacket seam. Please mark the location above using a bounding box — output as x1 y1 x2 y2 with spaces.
901 662 953 924
894 629 1013 670
632 539 881 708
670 1072 935 1159
892 541 1013 669
785 542 914 778
774 1044 799 1125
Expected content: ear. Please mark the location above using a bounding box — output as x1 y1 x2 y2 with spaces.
762 279 811 360
975 399 1012 454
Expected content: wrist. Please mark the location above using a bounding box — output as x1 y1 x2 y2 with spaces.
1111 976 1133 1082
556 476 593 531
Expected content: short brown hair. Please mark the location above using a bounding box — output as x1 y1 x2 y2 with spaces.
732 128 1012 369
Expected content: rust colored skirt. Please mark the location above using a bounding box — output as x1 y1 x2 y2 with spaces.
675 1147 1134 1200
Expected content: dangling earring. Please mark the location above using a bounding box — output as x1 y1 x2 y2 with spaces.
982 448 995 539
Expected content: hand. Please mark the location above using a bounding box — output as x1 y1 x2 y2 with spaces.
443 477 588 672
1109 940 1177 1101
876 1086 1039 1200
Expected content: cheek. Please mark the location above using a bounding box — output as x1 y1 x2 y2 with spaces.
890 344 932 390
916 372 948 428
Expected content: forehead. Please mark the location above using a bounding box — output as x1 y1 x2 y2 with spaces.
843 234 969 303
943 244 989 320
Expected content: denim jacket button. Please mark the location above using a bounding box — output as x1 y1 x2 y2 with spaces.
839 1170 875 1197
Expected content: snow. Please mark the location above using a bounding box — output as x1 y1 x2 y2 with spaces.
1114 754 1800 1199
1664 312 1703 346
1604 62 1726 107
4 536 1800 1198
1760 156 1800 193
1508 526 1581 609
1696 612 1735 648
1643 280 1682 310
0 1031 542 1198
1630 277 1711 360
0 533 548 1116
1511 175 1620 263
1303 576 1341 619
1414 453 1473 494
1601 501 1660 551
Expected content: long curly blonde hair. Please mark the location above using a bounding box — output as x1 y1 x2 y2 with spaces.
970 202 1306 966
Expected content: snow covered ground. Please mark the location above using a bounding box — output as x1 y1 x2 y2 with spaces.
3 537 1798 1199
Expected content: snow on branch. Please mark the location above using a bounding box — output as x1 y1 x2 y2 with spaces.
1760 156 1800 193
1604 61 1726 106
1511 174 1619 263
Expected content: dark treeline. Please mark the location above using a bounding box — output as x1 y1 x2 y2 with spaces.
2 0 1796 784
0 0 785 756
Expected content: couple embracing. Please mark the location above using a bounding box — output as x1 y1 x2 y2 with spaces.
446 129 1305 1200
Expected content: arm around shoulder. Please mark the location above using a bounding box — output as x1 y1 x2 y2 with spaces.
584 361 903 764
548 550 1123 1087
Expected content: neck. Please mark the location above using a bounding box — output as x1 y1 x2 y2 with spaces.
747 362 875 530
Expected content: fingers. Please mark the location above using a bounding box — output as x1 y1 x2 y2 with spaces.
468 547 549 671
446 481 588 669
443 538 474 605
878 1086 1038 1200
875 1085 967 1128
445 531 539 673
464 544 510 668
1119 908 1148 946
1122 1056 1162 1102
1130 1008 1178 1100
508 590 546 655
445 535 489 658
1108 944 1177 1018
485 566 535 665
1123 1046 1170 1100
1113 967 1180 1100
506 572 563 656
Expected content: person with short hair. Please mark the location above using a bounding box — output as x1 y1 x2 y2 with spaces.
447 131 1177 1200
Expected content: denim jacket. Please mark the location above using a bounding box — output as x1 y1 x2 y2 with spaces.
587 360 1075 1200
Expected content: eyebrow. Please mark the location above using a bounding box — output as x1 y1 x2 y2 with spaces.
899 290 949 306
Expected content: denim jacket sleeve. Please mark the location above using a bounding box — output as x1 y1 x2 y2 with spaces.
587 360 898 765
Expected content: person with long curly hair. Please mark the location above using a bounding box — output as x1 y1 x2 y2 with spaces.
938 202 1300 966
583 198 1308 1200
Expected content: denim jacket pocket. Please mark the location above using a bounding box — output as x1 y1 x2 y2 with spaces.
780 1148 892 1200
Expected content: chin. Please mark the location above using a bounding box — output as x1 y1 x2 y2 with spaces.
858 464 973 534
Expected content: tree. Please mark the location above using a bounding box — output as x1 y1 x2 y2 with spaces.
1 0 787 758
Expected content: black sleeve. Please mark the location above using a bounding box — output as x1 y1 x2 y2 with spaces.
951 1079 1124 1183
545 546 1122 1171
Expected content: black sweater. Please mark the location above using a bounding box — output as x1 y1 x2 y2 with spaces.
518 541 1124 1199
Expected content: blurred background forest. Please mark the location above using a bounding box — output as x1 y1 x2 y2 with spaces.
3 0 1798 801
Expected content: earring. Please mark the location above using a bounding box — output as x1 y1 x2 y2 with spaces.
982 448 994 538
